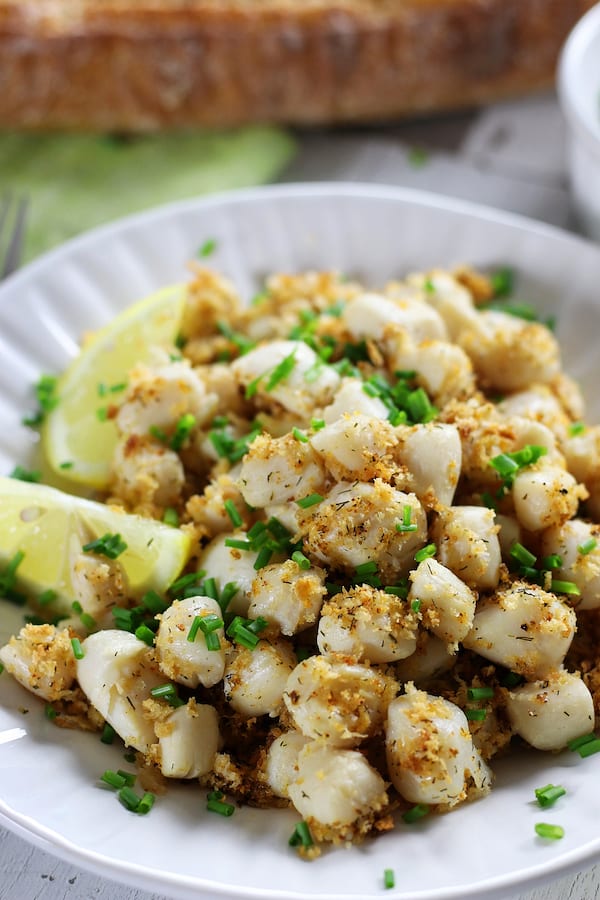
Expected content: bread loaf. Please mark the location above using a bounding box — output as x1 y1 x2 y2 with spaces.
0 0 594 130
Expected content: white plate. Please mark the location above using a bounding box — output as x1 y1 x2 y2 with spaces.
1 183 600 900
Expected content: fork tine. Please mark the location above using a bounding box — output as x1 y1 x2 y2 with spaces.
1 194 28 279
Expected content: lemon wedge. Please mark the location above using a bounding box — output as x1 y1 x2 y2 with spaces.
0 476 191 614
42 283 187 489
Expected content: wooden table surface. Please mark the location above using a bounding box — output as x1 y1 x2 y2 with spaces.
1 91 599 900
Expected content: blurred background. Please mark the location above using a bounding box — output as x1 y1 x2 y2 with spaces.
0 0 597 261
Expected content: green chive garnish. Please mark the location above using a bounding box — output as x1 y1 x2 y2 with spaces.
567 733 596 752
82 533 127 560
396 504 418 533
535 823 564 840
535 784 566 808
198 238 217 257
467 686 494 701
9 466 41 483
402 804 430 824
71 637 84 660
568 421 586 437
170 413 197 451
465 708 487 722
162 507 179 528
384 869 395 890
296 493 324 509
414 544 436 563
578 538 597 556
510 542 537 568
224 499 243 528
207 791 235 816
289 820 313 847
101 723 116 745
291 550 311 570
135 624 156 646
551 580 581 596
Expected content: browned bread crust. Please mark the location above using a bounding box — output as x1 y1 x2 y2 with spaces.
0 0 594 131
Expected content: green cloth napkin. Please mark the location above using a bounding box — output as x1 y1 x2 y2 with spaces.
0 128 296 262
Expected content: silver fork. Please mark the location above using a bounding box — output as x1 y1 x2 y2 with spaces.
0 193 28 279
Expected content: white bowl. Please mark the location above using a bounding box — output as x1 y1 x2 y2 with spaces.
558 2 600 241
3 184 600 900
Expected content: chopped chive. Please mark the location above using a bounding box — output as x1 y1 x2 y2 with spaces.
38 589 57 606
535 784 566 808
150 683 185 707
490 266 514 298
80 612 97 631
567 732 596 751
162 507 179 528
169 572 204 596
224 537 253 552
291 550 311 570
101 723 116 745
288 820 313 847
296 493 323 509
137 792 155 815
292 427 308 443
224 499 243 528
577 738 600 758
355 561 378 577
123 750 137 763
198 238 217 257
82 533 127 560
9 465 41 483
116 769 136 787
568 421 586 437
60 461 74 470
119 785 142 812
415 544 436 563
217 321 256 355
101 770 127 790
96 406 109 422
578 538 597 556
490 445 547 488
406 387 437 424
203 577 219 601
170 413 197 451
465 708 487 722
535 823 564 840
402 804 430 824
149 425 168 443
551 580 581 596
265 350 297 392
311 418 326 431
467 686 494 700
253 546 273 570
384 869 395 890
219 582 239 612
207 796 235 817
510 542 537 568
45 704 57 720
71 637 84 660
385 585 408 598
542 554 563 570
411 599 421 613
396 504 418 533
501 670 525 689
34 374 59 415
135 624 156 646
